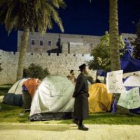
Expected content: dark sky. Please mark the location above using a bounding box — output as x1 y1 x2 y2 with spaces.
0 0 140 52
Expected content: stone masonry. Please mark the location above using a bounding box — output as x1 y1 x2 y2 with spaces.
18 31 101 54
0 32 136 84
0 50 95 85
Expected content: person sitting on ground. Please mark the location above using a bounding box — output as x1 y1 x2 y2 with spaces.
67 70 76 84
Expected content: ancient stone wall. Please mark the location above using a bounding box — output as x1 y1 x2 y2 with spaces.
0 50 95 84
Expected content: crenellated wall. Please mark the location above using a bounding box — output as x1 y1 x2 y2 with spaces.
0 50 96 85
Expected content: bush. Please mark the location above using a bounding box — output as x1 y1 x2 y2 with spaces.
23 63 49 80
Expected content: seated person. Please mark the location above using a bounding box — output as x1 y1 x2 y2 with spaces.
67 70 76 84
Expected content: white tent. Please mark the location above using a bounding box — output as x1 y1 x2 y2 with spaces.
124 75 140 87
30 76 75 120
3 78 28 106
8 78 28 94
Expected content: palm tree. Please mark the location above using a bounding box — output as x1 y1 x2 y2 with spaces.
109 0 120 71
0 0 65 80
89 0 120 70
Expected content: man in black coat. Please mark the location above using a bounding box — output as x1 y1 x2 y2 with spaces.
73 64 89 131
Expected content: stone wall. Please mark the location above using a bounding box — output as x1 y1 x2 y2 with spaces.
62 43 93 54
18 31 101 54
0 50 96 85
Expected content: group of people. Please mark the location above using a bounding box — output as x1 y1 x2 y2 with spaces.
68 64 90 131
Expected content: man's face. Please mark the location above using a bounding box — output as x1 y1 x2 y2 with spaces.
84 66 89 75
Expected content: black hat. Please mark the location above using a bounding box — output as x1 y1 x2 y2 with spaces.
79 64 87 72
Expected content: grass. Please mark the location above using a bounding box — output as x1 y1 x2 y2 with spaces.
0 84 140 125
0 102 29 123
1 102 140 124
60 113 140 125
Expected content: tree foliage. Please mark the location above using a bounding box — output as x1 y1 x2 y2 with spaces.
0 0 66 80
89 32 125 71
133 20 140 60
23 63 49 80
0 0 66 34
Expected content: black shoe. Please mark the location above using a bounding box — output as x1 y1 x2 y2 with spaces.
73 120 79 126
78 125 89 131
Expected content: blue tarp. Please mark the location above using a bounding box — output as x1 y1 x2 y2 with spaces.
121 39 140 73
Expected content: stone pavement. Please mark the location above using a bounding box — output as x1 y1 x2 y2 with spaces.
0 123 140 140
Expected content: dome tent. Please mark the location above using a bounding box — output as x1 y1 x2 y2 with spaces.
123 75 140 87
3 78 28 106
88 83 113 113
30 75 75 121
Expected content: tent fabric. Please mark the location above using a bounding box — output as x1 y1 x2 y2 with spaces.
30 76 75 120
98 39 140 76
3 78 28 106
88 83 113 113
23 78 41 98
3 93 22 106
121 40 140 73
123 75 140 87
8 79 28 94
123 76 140 114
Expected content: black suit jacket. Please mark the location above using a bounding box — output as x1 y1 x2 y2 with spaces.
73 73 89 97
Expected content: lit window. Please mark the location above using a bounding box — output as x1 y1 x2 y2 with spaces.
40 40 44 46
48 41 52 47
31 39 35 46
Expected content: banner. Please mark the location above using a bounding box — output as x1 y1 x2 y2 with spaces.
106 70 124 93
118 87 140 109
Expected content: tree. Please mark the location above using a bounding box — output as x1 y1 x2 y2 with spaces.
89 32 125 72
109 0 120 71
133 20 140 60
89 0 120 71
0 0 65 80
0 55 2 72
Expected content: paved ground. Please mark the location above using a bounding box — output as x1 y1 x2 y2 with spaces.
0 123 140 140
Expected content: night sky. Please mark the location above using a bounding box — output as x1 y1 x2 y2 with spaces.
0 0 140 52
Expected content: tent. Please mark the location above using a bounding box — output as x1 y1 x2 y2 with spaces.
29 75 75 121
88 83 113 113
3 78 28 106
124 75 140 87
123 75 140 114
22 78 41 110
23 78 41 98
121 39 140 73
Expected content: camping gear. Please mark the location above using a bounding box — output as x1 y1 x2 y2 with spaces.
22 78 41 110
3 78 28 106
30 75 75 121
88 83 113 112
23 78 41 98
